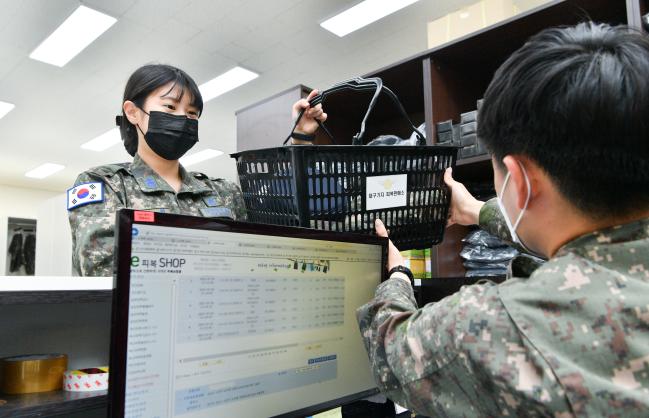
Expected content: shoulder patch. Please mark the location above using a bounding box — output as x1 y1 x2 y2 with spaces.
67 182 104 210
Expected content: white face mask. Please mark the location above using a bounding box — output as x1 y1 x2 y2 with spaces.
496 163 532 249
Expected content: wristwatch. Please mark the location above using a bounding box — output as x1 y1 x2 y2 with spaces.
291 132 316 142
388 265 414 287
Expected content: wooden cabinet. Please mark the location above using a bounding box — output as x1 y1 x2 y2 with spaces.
236 0 641 289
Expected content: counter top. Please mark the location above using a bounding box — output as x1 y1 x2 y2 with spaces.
0 277 112 304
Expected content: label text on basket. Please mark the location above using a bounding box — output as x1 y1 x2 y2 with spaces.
366 174 408 210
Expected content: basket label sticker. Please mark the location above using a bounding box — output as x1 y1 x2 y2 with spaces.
366 174 408 211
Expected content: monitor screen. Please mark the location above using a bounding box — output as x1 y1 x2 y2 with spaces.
110 210 387 418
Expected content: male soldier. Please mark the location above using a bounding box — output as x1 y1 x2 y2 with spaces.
357 22 649 417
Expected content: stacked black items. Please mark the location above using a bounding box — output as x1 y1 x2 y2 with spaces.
460 229 518 278
459 110 478 158
436 120 453 144
437 98 489 159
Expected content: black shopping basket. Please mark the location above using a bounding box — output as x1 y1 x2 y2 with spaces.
231 77 458 250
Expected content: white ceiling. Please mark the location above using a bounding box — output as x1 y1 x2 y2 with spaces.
0 0 478 192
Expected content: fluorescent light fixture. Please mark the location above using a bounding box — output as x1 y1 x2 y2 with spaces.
29 5 117 67
321 0 421 37
81 127 122 151
0 101 15 120
25 163 65 179
180 149 224 167
199 67 259 102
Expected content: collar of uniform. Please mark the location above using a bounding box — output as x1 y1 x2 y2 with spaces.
130 154 213 194
178 164 212 194
508 253 545 278
130 154 175 193
555 217 649 257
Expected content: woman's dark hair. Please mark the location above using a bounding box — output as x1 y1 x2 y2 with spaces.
118 64 203 156
478 22 649 219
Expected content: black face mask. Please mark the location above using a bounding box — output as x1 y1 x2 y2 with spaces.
137 110 199 160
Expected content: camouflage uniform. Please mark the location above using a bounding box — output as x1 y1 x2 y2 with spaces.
357 198 649 417
68 154 246 276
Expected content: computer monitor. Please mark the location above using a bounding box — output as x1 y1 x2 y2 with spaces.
109 209 387 418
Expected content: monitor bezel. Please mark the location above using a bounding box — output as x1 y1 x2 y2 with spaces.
109 209 388 418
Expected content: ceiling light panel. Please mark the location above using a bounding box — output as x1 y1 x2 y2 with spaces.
0 101 15 120
29 5 117 67
321 0 421 37
25 163 65 179
199 67 259 102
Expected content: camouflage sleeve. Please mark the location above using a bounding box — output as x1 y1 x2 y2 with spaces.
478 197 513 244
213 179 247 221
479 198 545 262
356 276 496 411
68 172 124 276
230 182 247 221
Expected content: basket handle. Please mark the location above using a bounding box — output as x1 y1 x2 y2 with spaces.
284 77 425 146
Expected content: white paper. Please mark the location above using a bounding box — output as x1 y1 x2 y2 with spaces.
365 174 408 211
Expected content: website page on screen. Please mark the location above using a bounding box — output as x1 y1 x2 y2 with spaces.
123 224 382 418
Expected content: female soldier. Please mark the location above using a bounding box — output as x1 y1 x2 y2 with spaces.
68 64 325 276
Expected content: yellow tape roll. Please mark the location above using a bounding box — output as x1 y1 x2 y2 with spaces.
0 354 68 394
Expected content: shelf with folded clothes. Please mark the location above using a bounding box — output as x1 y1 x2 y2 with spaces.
429 179 497 279
0 389 106 418
424 0 628 147
422 0 628 287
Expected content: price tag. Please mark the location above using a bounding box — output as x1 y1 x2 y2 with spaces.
365 174 408 211
134 211 155 222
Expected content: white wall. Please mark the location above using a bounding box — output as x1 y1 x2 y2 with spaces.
35 192 73 276
0 184 60 275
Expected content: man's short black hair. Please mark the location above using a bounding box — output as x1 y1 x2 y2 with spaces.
478 22 649 219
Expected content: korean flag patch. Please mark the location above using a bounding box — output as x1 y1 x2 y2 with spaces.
67 182 104 210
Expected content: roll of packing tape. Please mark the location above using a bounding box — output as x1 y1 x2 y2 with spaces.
0 353 68 394
64 367 109 392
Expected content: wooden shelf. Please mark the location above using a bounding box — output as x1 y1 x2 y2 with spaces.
0 390 106 418
456 154 490 166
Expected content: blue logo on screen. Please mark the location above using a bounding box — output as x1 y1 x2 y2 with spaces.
132 227 139 237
